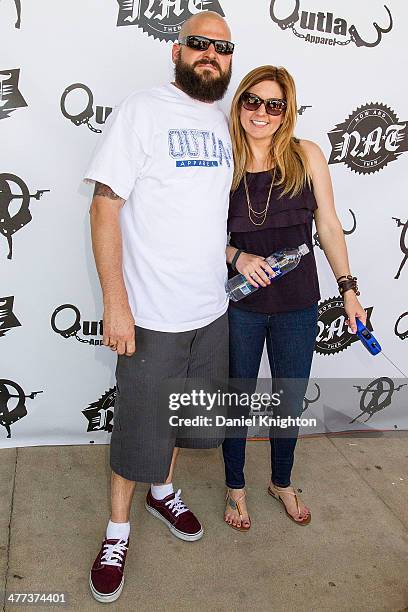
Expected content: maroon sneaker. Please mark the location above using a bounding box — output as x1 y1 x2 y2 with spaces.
89 538 128 603
145 488 203 541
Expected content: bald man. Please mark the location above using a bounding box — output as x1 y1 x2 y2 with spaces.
85 11 234 603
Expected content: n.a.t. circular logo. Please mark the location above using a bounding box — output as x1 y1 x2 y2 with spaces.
328 103 407 174
116 0 225 42
315 297 373 355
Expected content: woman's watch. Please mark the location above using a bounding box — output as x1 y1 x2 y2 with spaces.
231 249 243 272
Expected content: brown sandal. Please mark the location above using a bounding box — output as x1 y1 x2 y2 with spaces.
268 483 311 526
225 489 251 531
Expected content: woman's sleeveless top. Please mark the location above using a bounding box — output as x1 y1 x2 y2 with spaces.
228 170 320 314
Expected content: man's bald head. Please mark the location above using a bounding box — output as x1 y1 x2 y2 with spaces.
179 11 231 40
172 11 233 103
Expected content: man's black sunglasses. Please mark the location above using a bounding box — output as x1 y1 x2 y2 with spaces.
240 92 287 116
178 35 235 55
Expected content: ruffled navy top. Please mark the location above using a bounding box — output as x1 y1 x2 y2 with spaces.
228 170 320 313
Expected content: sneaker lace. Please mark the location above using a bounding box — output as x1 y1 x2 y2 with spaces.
165 489 189 517
101 539 127 567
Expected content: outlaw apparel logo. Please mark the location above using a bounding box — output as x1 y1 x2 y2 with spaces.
116 0 225 42
0 69 27 120
269 1 393 48
60 84 113 133
0 173 50 260
0 380 42 438
0 296 21 338
315 297 374 355
168 128 232 167
82 388 116 433
328 103 407 175
51 304 104 346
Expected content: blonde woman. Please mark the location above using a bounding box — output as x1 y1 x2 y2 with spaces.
223 66 366 530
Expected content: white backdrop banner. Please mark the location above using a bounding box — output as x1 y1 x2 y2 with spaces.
1 0 407 447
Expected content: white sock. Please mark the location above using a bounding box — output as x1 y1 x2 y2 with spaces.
150 482 174 500
106 519 130 541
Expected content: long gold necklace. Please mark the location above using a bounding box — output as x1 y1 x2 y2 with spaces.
243 166 277 226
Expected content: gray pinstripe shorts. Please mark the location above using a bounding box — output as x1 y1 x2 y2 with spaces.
110 312 229 483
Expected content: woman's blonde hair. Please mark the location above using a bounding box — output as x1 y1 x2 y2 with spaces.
230 65 310 196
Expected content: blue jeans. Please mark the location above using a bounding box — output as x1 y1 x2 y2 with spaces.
222 303 318 489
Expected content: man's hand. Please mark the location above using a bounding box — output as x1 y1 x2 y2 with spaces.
103 305 136 356
89 181 135 356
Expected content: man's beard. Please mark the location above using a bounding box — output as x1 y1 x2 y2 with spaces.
174 54 232 103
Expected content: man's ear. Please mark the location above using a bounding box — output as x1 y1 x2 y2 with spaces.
172 43 181 64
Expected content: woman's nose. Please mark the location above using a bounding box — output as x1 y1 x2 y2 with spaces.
254 105 268 117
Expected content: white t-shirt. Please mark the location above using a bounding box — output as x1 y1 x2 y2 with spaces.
84 83 233 332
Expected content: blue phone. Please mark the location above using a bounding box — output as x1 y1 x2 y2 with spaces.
355 319 381 355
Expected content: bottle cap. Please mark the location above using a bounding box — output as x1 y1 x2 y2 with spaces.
298 243 309 256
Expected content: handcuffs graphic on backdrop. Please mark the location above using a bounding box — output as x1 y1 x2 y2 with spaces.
60 83 102 133
50 304 89 343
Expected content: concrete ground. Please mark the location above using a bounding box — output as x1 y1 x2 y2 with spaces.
1 433 407 612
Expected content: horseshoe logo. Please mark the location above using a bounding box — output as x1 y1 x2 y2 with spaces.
395 312 408 341
350 377 393 423
0 173 31 259
349 5 393 48
270 0 300 30
343 209 357 236
0 379 26 438
302 383 320 414
360 377 394 414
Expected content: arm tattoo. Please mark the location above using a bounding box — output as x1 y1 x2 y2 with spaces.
93 182 122 200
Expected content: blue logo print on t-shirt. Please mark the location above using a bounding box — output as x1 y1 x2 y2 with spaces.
168 129 232 168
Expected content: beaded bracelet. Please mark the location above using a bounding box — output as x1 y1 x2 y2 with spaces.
337 275 360 296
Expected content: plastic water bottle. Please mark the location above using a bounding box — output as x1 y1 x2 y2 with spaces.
226 243 310 302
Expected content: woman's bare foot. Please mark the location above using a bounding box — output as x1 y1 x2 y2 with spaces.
224 488 251 529
269 481 311 522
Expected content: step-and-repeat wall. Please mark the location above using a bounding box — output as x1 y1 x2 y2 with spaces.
1 1 407 447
